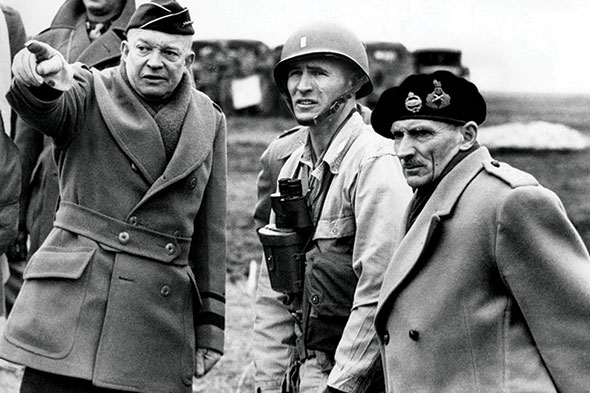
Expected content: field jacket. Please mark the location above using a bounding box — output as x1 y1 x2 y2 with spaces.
2 64 227 393
257 112 411 392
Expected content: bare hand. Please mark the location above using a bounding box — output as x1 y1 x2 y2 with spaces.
12 40 73 91
195 348 222 378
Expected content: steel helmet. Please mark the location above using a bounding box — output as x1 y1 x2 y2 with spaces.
274 22 373 99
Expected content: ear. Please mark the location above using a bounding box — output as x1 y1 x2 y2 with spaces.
184 50 195 69
458 121 478 151
120 40 129 61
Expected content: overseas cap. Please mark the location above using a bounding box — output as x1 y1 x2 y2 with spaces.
126 0 194 35
371 70 486 137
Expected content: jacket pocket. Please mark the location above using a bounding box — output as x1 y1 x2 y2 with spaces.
5 247 95 358
303 251 358 353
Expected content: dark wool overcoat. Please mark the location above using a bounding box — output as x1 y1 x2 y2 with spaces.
15 0 136 257
2 64 227 393
375 147 590 393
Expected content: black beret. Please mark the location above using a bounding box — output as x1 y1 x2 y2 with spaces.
126 0 194 36
371 70 486 137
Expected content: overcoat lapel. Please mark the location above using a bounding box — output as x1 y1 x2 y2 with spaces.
77 29 123 67
93 67 167 184
376 148 491 319
145 91 217 198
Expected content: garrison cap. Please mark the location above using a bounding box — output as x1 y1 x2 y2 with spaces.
126 0 194 35
371 70 486 137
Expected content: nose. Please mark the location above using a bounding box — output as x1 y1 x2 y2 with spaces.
146 51 164 68
395 135 415 160
295 71 313 92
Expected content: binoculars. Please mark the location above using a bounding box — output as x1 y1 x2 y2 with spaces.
257 178 313 295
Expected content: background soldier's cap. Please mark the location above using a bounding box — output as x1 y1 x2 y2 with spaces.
126 0 194 35
371 70 487 138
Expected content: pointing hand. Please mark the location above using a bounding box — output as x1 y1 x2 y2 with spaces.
12 40 73 91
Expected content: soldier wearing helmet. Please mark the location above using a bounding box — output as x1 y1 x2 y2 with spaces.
252 22 412 393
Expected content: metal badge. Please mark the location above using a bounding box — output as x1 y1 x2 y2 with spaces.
426 79 451 109
405 92 422 113
300 36 307 48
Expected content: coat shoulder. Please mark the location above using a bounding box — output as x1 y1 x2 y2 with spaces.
482 159 539 188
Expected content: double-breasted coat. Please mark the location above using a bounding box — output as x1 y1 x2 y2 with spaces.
2 64 227 393
14 0 136 258
375 147 590 393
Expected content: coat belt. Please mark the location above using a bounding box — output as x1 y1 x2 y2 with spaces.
54 202 191 265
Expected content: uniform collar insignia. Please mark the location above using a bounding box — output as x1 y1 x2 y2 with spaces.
426 79 451 109
405 92 422 113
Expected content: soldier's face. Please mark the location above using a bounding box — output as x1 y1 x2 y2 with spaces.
390 119 462 188
122 29 194 101
286 58 353 124
82 0 124 16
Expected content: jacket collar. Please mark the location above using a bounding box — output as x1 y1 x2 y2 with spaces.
299 111 365 177
93 66 216 191
50 0 135 32
375 146 493 330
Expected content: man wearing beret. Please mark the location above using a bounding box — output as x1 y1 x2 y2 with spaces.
371 70 590 393
1 1 226 392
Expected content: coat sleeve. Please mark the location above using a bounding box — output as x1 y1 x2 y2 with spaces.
253 142 275 230
190 111 227 354
329 152 412 392
252 135 300 393
497 185 590 393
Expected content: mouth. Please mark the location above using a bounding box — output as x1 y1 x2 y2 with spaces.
142 74 167 82
294 98 318 109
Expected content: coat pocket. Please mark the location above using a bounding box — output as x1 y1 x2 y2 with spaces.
303 251 358 353
5 247 95 358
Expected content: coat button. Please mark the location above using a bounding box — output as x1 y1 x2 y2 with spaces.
131 162 139 172
128 216 138 225
165 243 175 255
311 294 319 304
491 160 500 167
382 331 390 345
409 329 420 341
160 285 171 297
188 177 197 190
118 231 130 244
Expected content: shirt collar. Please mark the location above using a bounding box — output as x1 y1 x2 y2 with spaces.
300 111 364 177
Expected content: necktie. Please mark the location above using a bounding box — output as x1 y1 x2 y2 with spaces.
87 22 106 41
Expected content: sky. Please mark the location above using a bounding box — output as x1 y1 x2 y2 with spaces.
4 0 590 94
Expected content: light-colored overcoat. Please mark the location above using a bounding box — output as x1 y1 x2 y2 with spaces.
375 147 590 393
2 65 227 393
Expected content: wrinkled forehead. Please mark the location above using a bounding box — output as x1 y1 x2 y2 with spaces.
391 118 450 131
126 28 192 51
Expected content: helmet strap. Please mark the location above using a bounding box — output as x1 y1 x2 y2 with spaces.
309 74 368 126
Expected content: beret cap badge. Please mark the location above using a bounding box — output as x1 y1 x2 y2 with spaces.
404 92 422 113
426 79 451 110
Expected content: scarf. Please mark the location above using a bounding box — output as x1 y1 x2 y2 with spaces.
121 64 192 161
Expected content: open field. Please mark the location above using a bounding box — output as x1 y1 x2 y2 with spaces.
191 92 590 392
